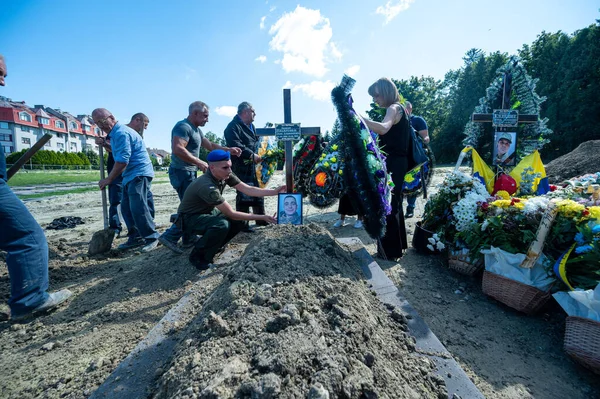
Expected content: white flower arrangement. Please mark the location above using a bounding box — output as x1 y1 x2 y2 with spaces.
427 233 446 252
522 196 550 216
453 190 490 232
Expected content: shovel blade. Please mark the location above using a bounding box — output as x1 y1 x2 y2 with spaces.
88 229 116 255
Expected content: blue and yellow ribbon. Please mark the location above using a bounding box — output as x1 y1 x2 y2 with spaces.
553 243 576 290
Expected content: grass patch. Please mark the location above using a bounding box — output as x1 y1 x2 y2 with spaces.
18 186 98 200
16 180 170 200
9 170 169 187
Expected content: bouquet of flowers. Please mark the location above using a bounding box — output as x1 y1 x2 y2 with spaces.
306 139 345 208
253 137 284 188
292 135 322 195
554 219 600 290
460 195 543 258
331 75 393 239
422 171 490 251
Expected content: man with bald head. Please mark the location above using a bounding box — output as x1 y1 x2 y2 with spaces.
95 112 151 237
1 54 72 321
92 108 159 252
159 101 241 254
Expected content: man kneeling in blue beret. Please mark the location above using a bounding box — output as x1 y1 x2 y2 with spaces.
177 149 286 270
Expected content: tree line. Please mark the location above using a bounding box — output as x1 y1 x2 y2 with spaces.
378 21 599 164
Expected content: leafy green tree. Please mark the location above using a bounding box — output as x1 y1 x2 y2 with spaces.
198 131 225 161
84 150 100 167
520 23 600 161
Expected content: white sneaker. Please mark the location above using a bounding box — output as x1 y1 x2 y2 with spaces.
333 219 347 228
141 239 159 253
353 220 363 229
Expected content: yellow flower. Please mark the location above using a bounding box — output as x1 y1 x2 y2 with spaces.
267 150 273 156
555 199 585 218
332 144 338 150
330 157 337 163
491 199 512 208
338 169 343 175
589 206 600 220
513 201 526 210
496 190 510 200
324 162 330 168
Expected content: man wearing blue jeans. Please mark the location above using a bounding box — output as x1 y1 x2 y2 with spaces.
95 113 151 236
404 101 430 218
0 54 72 321
93 108 159 252
159 101 241 254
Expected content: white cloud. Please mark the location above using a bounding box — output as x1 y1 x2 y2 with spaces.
284 80 336 102
375 0 414 24
260 16 266 30
268 6 341 77
255 55 267 63
344 65 361 77
214 106 237 118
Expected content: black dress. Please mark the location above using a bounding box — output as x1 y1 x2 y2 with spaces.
337 193 360 216
377 107 410 259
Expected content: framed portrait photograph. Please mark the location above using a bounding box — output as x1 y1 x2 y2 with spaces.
492 131 517 166
277 193 303 225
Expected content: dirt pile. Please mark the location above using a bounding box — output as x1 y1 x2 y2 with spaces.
545 140 600 183
153 224 447 398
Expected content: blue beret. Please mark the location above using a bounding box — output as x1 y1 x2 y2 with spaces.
207 149 230 162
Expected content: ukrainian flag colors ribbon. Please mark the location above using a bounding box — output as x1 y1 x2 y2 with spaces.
553 243 576 291
462 147 495 194
509 150 550 195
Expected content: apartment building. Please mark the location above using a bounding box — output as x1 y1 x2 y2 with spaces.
0 96 101 155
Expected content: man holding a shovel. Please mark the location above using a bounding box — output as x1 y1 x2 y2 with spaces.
0 54 72 321
95 113 151 237
93 108 159 252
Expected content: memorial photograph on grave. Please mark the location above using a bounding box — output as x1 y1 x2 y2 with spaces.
277 193 303 225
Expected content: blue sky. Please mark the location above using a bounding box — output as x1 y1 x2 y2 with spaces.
1 0 598 152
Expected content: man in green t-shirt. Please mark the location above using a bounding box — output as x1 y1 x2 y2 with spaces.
178 150 285 270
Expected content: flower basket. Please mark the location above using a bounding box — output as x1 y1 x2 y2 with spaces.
482 271 552 315
448 248 483 276
564 316 600 375
412 221 436 254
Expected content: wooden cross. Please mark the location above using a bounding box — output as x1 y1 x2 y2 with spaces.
256 88 321 192
471 73 539 126
471 72 542 166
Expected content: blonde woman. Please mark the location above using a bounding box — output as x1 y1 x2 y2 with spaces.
363 77 411 260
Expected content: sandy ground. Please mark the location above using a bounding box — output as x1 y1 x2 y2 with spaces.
1 168 599 398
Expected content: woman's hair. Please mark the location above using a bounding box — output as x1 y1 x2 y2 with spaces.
367 78 400 108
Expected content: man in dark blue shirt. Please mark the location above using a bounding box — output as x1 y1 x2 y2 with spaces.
405 102 430 218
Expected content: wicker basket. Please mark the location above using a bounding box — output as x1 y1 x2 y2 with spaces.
481 271 552 315
564 316 600 375
448 250 483 276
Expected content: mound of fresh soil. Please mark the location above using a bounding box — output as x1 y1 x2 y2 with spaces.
545 140 600 183
153 224 447 398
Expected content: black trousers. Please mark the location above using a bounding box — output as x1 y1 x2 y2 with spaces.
377 155 408 259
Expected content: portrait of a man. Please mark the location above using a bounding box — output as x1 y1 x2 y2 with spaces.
493 132 516 166
278 193 303 225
